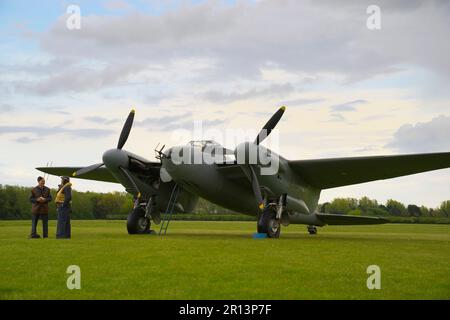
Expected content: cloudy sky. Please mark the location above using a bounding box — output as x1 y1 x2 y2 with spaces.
0 0 449 207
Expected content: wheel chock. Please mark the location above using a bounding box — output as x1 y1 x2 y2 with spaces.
253 233 268 239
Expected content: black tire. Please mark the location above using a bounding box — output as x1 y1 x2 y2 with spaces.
307 225 317 235
257 207 281 238
127 207 151 234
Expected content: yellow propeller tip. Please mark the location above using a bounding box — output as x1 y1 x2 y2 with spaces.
72 172 77 177
281 106 286 111
137 192 141 198
259 203 265 210
131 108 136 113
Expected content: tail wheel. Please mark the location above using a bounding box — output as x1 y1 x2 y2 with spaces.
127 206 151 234
257 206 281 238
307 225 317 235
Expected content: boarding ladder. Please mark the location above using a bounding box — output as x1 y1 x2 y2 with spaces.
159 184 180 235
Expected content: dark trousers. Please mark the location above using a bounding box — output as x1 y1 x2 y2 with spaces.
56 206 71 239
31 214 48 237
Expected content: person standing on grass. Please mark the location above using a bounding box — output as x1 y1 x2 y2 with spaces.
29 176 52 239
55 176 72 239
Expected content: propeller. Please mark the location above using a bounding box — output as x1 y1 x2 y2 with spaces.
249 165 265 210
73 109 135 177
254 106 285 145
72 163 104 177
247 106 286 210
117 109 135 150
119 167 142 199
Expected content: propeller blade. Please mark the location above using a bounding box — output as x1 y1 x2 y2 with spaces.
119 167 141 199
249 165 264 210
254 106 286 145
72 163 104 177
117 109 135 150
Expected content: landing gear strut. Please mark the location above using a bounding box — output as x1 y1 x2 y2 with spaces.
127 206 151 234
307 225 317 235
257 206 281 238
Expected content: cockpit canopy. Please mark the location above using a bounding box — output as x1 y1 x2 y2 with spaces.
188 140 222 149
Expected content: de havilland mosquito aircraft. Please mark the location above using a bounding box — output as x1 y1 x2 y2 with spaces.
38 107 450 238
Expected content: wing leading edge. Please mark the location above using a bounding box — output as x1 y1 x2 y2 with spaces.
36 167 118 184
289 152 450 189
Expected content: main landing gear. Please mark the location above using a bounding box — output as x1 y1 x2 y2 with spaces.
127 205 151 234
257 206 281 238
257 194 287 238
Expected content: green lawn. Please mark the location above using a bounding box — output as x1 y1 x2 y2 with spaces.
0 220 449 300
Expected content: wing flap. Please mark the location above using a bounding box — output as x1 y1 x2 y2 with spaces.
289 152 450 189
36 167 118 184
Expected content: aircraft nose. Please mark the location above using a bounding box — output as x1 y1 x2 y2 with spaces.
102 149 129 169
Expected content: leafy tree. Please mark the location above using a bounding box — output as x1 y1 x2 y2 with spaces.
358 196 378 213
326 198 358 215
407 204 421 217
420 206 431 217
439 201 450 217
386 199 407 216
348 208 362 216
366 207 389 216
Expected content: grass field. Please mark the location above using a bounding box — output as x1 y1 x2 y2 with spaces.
0 220 449 300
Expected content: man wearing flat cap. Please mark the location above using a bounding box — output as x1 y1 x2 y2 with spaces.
55 176 72 239
29 176 52 238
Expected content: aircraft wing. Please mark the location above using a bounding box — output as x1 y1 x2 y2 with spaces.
289 152 450 189
315 213 388 225
36 166 118 184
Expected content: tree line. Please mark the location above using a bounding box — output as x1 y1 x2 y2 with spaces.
321 197 449 218
0 184 238 220
0 184 448 220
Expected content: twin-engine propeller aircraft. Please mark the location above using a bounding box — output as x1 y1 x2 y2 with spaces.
38 107 450 238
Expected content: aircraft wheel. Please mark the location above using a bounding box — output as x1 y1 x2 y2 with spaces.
127 206 151 234
257 207 281 238
307 225 317 235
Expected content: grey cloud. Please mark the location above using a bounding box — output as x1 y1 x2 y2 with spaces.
14 63 145 96
0 125 114 139
103 0 133 11
363 114 390 121
84 116 120 125
144 92 173 105
328 113 347 122
353 145 379 153
136 113 226 131
53 110 71 115
35 0 450 86
0 104 14 113
203 83 294 104
16 137 39 144
386 115 450 153
237 111 273 118
327 99 368 123
331 100 368 112
278 98 325 107
4 0 449 98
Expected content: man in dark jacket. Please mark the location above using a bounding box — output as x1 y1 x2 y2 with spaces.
55 176 72 239
29 176 52 238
